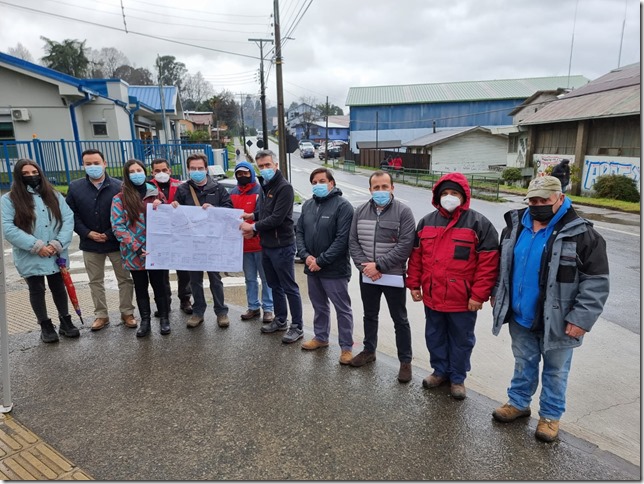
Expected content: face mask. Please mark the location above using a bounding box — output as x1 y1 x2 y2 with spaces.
312 184 329 198
440 194 461 213
236 175 251 186
22 175 41 189
189 170 207 183
529 204 556 223
260 168 275 182
154 172 170 183
129 172 146 186
371 190 391 206
85 165 104 180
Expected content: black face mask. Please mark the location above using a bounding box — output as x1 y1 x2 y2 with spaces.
22 175 41 189
529 204 556 223
237 176 251 186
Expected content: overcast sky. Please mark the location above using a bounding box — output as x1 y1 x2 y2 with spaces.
0 0 640 111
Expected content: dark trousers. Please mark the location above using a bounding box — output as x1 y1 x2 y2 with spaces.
359 277 412 363
424 306 477 384
130 269 169 307
262 243 303 329
163 270 192 305
25 273 69 322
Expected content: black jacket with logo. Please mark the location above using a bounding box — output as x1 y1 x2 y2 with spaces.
254 170 295 248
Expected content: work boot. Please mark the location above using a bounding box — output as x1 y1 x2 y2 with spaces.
535 418 560 443
179 297 193 315
39 319 59 343
398 362 412 383
240 309 261 320
156 298 171 335
58 315 80 338
136 298 152 338
349 350 376 367
121 313 137 328
422 373 448 389
262 311 274 323
217 314 230 328
492 403 532 423
186 315 204 328
339 350 353 365
450 382 466 400
301 338 329 350
91 317 110 331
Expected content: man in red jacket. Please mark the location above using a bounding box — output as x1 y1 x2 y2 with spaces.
406 173 499 399
150 158 193 315
230 161 274 322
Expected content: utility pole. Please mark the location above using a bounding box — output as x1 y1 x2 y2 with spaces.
273 0 288 178
156 54 168 143
324 96 329 162
248 38 273 151
239 92 246 152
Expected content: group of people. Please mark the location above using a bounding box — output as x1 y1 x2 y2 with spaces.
1 148 609 444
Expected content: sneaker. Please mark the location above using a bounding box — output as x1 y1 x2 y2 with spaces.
282 327 304 344
349 350 376 367
301 338 329 350
422 373 448 389
339 350 353 365
90 317 110 331
262 311 275 323
535 418 560 442
121 313 137 328
260 320 288 333
241 309 261 320
186 315 204 328
398 362 412 383
450 382 466 400
40 319 59 343
492 403 532 423
217 314 230 328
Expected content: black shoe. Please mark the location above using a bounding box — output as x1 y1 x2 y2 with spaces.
136 318 151 337
179 298 193 315
260 320 288 333
58 315 80 338
160 317 171 335
40 319 59 343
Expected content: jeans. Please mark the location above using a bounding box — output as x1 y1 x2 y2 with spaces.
243 252 273 312
262 243 303 329
307 275 353 351
359 276 412 363
507 320 574 420
190 271 228 317
83 250 135 317
424 307 477 384
24 273 69 322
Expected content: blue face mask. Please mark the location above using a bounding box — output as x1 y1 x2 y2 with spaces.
129 172 146 186
312 184 329 198
260 168 275 182
189 170 207 183
85 165 104 180
372 190 391 206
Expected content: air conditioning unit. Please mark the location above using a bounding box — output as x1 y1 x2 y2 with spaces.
11 108 30 121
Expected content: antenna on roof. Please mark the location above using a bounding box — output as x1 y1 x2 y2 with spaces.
566 0 579 89
617 0 628 68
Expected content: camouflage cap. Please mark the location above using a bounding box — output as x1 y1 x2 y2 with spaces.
525 176 562 199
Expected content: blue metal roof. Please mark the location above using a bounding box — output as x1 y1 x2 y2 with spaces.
128 86 177 113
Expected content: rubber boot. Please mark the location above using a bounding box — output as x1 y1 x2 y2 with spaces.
58 314 80 338
154 298 172 318
157 297 171 335
136 298 152 338
40 319 59 343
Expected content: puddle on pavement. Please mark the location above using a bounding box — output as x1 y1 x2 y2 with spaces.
574 209 641 227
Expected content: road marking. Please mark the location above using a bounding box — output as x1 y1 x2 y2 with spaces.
593 225 640 237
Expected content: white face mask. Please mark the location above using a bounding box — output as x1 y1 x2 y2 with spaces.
154 172 170 183
440 194 461 212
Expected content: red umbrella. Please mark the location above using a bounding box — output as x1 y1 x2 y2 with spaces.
55 257 85 326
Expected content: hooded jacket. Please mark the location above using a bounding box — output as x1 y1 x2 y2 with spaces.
230 161 262 253
406 173 499 312
296 187 354 279
254 169 295 249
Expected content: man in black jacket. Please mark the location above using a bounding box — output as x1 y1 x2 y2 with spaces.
66 149 136 331
551 159 571 193
173 153 233 329
296 168 355 363
240 149 304 344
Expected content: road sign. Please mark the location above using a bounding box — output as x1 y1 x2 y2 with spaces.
246 140 253 147
286 134 298 154
256 140 264 149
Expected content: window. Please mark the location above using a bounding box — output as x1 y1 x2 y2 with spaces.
508 135 518 153
92 123 108 136
0 122 15 140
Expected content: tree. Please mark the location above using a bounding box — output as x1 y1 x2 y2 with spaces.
113 65 154 85
181 71 214 106
156 55 187 88
209 90 240 135
88 47 130 78
7 42 34 62
298 96 321 139
317 103 344 116
40 37 89 77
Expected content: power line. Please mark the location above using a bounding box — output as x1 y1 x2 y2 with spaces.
126 0 269 18
0 1 259 60
282 0 313 48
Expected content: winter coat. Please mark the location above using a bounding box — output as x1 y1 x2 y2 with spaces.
349 196 415 276
551 162 571 187
230 161 262 253
150 177 182 204
1 188 74 278
66 175 122 253
254 170 295 249
296 187 354 279
492 205 610 351
174 176 232 209
110 183 165 271
406 173 499 312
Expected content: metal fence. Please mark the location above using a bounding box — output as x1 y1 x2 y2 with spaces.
0 139 221 188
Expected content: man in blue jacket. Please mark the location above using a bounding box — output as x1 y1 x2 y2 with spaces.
491 176 609 442
66 149 136 331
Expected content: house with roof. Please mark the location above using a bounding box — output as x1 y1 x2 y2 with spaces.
345 75 589 153
517 63 640 194
179 111 214 137
285 103 322 139
290 115 350 144
0 51 182 145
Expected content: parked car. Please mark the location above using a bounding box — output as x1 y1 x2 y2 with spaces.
299 143 315 159
299 139 320 149
318 144 341 160
256 130 263 140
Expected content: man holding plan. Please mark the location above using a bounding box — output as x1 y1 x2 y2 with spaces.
348 170 416 383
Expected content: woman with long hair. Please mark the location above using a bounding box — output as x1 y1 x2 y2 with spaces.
111 159 169 337
1 159 79 343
